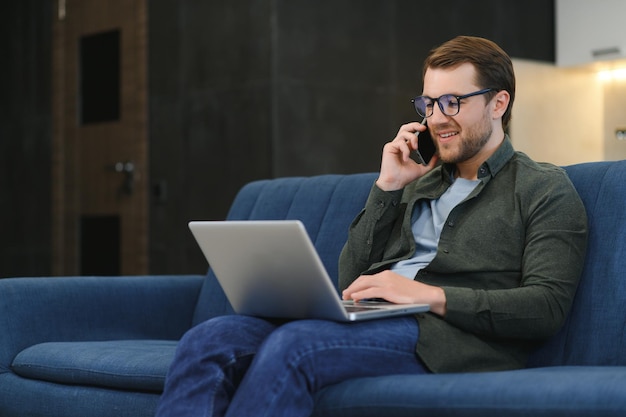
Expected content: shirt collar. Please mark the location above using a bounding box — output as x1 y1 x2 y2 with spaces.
481 134 515 179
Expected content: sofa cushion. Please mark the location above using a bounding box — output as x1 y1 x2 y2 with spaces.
313 366 626 417
11 340 177 392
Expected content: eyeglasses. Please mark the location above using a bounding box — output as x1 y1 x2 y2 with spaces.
411 88 494 118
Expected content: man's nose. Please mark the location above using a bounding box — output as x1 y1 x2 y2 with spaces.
429 102 450 124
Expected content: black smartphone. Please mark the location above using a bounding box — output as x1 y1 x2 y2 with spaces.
413 122 436 165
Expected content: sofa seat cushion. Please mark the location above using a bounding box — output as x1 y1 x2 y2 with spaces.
313 366 626 417
11 340 177 392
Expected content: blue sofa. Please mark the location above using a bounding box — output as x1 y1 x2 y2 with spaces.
1 160 625 417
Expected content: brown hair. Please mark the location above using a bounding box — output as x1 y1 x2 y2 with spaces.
423 36 515 130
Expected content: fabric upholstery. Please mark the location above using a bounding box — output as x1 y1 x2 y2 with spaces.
0 372 160 417
0 275 204 417
12 340 177 391
313 366 626 417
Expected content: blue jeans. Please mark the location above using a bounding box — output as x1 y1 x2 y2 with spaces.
155 315 427 417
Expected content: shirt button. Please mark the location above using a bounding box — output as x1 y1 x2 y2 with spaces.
378 201 385 208
442 249 450 254
447 221 455 227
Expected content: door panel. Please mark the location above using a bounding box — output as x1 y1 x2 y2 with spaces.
52 0 147 275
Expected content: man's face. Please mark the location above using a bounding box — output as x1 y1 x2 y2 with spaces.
422 63 494 165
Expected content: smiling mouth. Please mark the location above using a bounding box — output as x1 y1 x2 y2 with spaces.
438 131 459 141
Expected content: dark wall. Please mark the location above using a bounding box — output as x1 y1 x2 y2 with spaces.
0 1 52 277
273 0 555 177
1 0 554 277
148 0 275 273
148 0 555 274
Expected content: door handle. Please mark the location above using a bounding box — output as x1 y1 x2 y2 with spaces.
112 161 135 195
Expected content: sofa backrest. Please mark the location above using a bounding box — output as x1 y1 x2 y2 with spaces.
192 161 626 369
192 173 378 325
528 160 626 367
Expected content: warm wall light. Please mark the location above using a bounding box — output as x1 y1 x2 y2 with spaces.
597 68 626 82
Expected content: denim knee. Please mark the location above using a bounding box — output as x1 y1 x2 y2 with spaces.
175 315 276 360
252 320 342 363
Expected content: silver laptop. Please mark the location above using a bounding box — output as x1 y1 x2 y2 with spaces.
188 220 429 322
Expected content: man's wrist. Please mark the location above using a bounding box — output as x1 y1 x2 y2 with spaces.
429 286 447 317
375 178 405 192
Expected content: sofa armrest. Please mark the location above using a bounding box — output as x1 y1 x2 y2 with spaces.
0 275 205 371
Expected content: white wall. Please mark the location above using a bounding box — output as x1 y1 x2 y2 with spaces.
602 75 626 161
511 58 626 165
510 59 605 165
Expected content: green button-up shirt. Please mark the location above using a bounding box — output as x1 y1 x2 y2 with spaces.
338 137 588 373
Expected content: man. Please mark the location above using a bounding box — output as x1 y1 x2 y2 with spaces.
156 36 587 417
339 35 587 373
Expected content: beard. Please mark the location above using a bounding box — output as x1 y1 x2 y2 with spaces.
432 111 493 165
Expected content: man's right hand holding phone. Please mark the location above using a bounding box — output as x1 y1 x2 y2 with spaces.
376 122 439 192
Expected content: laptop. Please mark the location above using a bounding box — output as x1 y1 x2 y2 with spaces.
188 220 429 322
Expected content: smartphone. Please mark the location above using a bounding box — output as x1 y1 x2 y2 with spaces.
413 121 436 165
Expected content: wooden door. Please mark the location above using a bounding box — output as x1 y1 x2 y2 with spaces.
51 0 148 275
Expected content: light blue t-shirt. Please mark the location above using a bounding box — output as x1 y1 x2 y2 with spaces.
390 177 479 279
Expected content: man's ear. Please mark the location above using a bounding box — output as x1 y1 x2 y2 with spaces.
492 90 510 119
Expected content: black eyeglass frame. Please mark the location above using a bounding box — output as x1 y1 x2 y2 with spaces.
411 88 495 118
